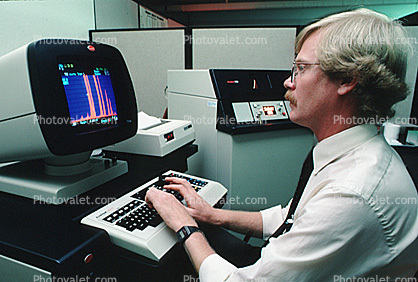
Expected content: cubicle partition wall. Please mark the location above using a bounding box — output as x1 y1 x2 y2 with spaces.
91 29 186 118
192 27 295 69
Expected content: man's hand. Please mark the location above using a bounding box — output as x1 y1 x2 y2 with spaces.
162 177 217 224
145 186 197 232
145 177 218 231
145 178 217 273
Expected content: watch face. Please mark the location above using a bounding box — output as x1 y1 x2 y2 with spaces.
178 228 188 239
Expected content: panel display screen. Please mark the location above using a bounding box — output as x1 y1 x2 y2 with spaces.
58 62 118 128
263 106 277 116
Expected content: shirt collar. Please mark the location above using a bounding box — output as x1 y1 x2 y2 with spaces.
313 124 379 175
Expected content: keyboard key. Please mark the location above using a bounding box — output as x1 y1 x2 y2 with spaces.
149 215 163 227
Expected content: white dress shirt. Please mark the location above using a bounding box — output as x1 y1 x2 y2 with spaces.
199 124 418 281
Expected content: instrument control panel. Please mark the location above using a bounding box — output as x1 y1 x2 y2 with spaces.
232 100 290 123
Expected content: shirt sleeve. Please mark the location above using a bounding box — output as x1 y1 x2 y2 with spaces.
199 187 390 281
260 201 290 240
198 203 290 282
199 254 237 282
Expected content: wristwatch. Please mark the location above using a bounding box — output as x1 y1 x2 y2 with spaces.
176 226 202 243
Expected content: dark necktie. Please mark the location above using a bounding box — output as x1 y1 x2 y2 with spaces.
263 148 314 246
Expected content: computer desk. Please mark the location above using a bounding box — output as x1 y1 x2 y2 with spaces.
0 143 198 281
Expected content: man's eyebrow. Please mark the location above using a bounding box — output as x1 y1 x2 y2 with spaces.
295 60 320 66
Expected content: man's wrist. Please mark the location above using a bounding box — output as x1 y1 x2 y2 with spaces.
208 208 223 226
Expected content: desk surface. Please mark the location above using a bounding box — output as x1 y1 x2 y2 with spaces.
0 144 197 278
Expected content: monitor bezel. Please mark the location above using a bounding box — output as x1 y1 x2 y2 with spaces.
27 40 137 156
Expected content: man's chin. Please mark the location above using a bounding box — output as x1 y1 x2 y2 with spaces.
288 111 303 126
289 115 312 131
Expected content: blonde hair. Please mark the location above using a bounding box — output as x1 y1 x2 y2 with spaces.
296 8 411 119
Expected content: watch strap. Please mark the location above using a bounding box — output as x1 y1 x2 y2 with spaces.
176 226 202 243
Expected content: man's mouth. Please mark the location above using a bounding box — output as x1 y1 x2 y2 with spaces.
285 91 297 107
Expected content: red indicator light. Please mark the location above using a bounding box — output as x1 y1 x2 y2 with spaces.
87 45 95 51
227 80 239 84
164 131 175 142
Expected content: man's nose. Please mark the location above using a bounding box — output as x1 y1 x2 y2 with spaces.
284 76 295 90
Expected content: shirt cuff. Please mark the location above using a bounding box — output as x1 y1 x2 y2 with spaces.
260 203 289 240
199 254 237 282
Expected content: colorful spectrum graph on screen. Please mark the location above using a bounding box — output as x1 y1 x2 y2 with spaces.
61 69 118 126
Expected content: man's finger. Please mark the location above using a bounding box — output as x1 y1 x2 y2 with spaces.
163 183 182 190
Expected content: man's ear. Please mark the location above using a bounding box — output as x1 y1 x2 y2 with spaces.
337 76 359 96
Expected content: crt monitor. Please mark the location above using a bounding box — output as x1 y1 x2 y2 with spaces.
0 39 138 204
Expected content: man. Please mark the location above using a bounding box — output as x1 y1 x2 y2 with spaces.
146 8 418 281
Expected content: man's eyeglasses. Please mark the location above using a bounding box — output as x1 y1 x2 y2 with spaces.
291 61 320 83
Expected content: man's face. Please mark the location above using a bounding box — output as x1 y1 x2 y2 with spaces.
284 31 340 132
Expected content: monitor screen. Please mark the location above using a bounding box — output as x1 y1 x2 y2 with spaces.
59 61 118 130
